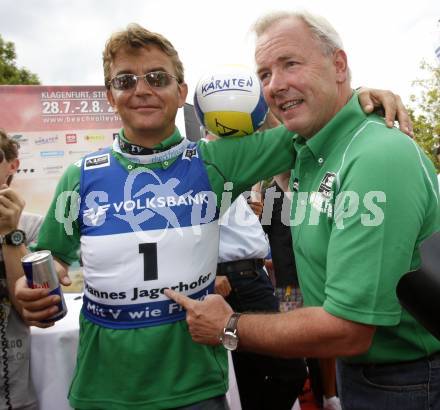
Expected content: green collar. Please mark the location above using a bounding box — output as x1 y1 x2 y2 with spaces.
114 128 185 170
294 94 368 160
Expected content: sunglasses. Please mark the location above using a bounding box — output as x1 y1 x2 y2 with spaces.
109 71 178 91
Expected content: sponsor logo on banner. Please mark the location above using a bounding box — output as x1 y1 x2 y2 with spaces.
68 150 92 156
35 136 59 145
84 134 105 142
11 134 29 145
40 150 64 158
84 153 110 170
43 165 64 175
66 134 77 144
18 151 34 159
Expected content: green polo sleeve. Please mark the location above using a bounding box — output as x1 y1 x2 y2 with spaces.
323 125 440 326
35 163 81 265
198 125 296 203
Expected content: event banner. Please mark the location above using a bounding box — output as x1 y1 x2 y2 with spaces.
0 85 122 215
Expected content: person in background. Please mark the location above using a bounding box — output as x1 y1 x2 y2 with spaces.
165 10 440 410
0 129 43 410
263 180 341 410
209 130 307 410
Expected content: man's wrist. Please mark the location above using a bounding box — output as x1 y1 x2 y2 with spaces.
220 312 242 351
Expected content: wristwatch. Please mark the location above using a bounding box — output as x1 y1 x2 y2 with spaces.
220 313 242 351
0 229 26 246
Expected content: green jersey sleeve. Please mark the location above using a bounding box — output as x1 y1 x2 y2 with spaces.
198 125 296 202
324 129 440 326
35 163 81 265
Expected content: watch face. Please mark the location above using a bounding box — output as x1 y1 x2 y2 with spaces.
9 230 25 245
221 331 238 351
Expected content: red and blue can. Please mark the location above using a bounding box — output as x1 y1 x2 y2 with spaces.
21 250 67 322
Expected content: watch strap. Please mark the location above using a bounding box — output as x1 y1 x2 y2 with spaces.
225 312 242 333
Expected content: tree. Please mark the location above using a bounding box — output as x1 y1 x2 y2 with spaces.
409 60 440 172
0 34 40 85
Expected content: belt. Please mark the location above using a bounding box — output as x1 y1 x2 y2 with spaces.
217 258 264 277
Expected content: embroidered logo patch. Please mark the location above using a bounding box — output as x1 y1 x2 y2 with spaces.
84 153 110 170
318 172 336 200
310 172 336 216
182 147 198 160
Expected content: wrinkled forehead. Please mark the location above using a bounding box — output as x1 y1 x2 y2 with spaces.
255 17 306 49
255 18 322 68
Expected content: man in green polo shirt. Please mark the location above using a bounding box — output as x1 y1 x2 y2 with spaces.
166 10 440 410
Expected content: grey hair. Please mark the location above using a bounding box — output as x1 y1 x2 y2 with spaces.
252 10 344 57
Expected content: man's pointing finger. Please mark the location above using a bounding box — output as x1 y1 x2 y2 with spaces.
164 288 196 310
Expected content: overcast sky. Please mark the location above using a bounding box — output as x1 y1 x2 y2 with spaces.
2 0 440 109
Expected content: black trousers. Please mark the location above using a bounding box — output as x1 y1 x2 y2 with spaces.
223 266 308 410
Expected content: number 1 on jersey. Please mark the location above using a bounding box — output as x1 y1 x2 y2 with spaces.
139 243 158 281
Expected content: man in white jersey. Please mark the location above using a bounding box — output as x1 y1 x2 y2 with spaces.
218 193 308 410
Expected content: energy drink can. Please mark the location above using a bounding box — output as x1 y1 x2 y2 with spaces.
21 250 67 322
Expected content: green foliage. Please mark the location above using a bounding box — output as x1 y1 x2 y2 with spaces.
0 34 40 85
410 60 440 172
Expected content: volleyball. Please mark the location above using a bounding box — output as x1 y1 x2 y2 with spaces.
193 65 268 138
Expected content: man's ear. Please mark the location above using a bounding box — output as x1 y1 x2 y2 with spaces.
178 82 188 108
9 158 19 175
6 158 19 185
334 49 348 83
